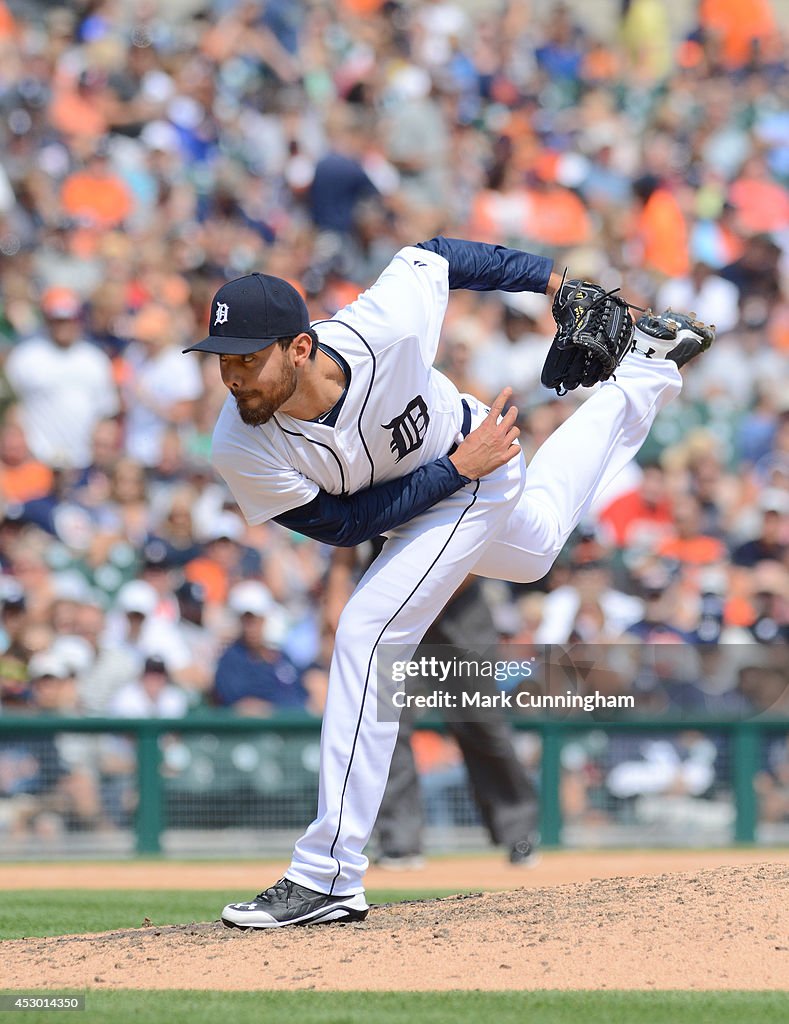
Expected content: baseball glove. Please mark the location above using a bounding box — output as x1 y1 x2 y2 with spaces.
541 276 635 395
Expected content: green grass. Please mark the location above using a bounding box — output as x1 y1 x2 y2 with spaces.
0 889 472 940
0 990 788 1024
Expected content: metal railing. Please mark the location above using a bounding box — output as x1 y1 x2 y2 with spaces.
0 713 786 854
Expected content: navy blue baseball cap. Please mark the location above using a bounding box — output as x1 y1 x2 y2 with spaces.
183 273 310 355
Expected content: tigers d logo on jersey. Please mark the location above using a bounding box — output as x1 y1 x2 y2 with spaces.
383 396 430 462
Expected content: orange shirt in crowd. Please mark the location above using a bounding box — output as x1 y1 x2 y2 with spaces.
526 185 592 248
0 462 54 503
657 534 727 567
412 730 461 773
184 558 229 606
48 89 108 141
728 177 789 235
339 0 386 11
0 2 16 39
470 184 591 248
61 171 133 229
637 188 690 279
724 594 758 627
599 489 674 548
699 0 777 68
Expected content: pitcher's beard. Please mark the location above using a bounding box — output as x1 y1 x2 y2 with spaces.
235 394 277 426
234 362 297 426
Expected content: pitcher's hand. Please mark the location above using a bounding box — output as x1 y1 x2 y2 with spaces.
449 388 521 480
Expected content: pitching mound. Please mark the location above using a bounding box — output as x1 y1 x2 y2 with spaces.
3 864 788 991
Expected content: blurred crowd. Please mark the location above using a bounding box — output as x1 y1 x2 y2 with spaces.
0 0 788 835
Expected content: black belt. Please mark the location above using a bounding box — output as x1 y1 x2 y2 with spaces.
448 399 472 456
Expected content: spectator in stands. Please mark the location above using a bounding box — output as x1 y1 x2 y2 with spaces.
599 462 674 552
536 534 643 643
173 580 219 693
95 458 151 549
737 663 789 713
470 292 552 406
136 541 180 622
145 486 203 569
381 63 449 209
213 581 307 716
0 649 106 834
732 490 788 568
68 417 125 514
0 726 67 838
741 564 789 645
25 650 79 715
630 174 690 280
107 579 191 680
657 493 728 568
133 555 216 697
122 303 203 469
0 406 53 504
606 732 720 829
59 139 133 231
4 287 119 470
656 260 740 338
108 655 189 719
0 584 30 710
69 599 137 716
308 108 379 239
185 511 261 607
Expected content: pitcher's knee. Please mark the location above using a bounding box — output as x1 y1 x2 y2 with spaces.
520 550 558 584
528 552 556 585
520 492 565 553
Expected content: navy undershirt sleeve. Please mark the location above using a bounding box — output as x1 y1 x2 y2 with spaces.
416 236 553 293
273 456 471 547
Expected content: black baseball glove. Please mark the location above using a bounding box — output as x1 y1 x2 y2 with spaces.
541 276 635 395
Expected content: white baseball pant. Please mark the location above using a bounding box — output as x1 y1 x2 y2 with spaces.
286 353 682 894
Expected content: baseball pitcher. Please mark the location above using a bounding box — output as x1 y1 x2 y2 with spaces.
184 236 714 928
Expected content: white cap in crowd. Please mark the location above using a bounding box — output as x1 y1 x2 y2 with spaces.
205 511 245 544
228 580 274 619
50 636 96 676
115 579 158 617
28 651 71 681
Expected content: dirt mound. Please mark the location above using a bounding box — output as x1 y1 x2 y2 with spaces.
3 864 788 991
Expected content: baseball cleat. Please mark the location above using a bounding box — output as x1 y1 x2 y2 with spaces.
220 877 369 929
509 837 541 867
631 309 716 368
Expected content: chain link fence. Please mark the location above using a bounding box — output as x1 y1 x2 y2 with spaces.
1 716 788 859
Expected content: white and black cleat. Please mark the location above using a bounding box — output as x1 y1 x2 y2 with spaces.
221 877 369 929
631 309 716 368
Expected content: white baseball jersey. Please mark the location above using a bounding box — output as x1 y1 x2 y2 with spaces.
204 240 685 902
211 246 465 523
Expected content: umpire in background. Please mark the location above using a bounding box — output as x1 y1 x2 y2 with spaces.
325 542 539 867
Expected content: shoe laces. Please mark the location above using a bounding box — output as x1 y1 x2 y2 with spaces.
257 878 295 905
